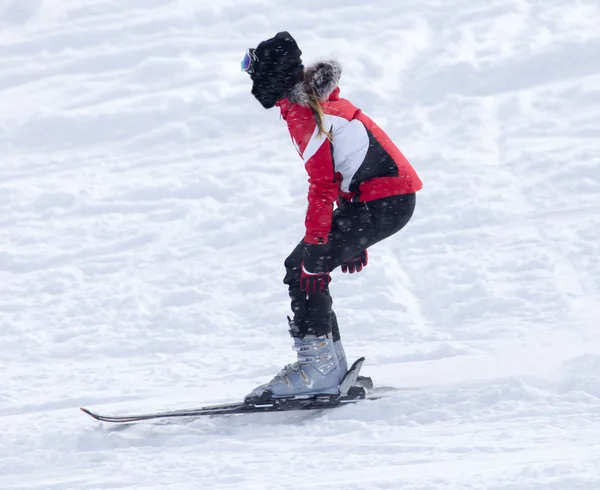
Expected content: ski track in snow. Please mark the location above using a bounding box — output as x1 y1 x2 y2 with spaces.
1 0 600 488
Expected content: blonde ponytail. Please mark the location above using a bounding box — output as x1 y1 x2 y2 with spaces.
306 87 333 142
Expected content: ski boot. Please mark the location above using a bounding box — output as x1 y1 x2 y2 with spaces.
245 332 345 403
333 339 348 375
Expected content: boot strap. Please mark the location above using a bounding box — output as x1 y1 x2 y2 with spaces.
297 352 333 364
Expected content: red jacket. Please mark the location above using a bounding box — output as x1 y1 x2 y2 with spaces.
276 61 422 245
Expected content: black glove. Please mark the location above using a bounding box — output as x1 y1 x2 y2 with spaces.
300 243 331 295
341 249 368 273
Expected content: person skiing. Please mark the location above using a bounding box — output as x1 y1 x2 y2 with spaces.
242 31 422 402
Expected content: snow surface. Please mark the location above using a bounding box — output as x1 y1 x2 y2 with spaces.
1 0 600 488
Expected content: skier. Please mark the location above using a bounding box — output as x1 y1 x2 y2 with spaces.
242 32 422 402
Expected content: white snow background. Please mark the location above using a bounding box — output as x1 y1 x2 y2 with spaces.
1 0 600 489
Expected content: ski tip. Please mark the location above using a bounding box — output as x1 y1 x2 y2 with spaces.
80 407 99 419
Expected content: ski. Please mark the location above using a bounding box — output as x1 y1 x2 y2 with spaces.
80 357 403 424
79 385 408 423
81 391 367 423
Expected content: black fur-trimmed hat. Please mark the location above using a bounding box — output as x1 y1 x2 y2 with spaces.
250 31 303 109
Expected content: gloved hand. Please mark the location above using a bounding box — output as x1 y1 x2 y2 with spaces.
300 243 331 295
341 249 368 273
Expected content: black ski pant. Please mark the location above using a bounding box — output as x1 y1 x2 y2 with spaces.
283 192 416 339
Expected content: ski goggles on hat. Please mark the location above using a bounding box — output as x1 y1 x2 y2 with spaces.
241 48 258 74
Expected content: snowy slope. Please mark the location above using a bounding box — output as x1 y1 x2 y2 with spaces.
1 0 600 488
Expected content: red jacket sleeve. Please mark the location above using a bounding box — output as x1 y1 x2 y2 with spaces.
303 140 338 244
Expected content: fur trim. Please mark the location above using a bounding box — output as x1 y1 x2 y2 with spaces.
289 60 342 106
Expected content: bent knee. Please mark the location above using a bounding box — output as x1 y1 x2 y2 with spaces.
284 252 301 273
